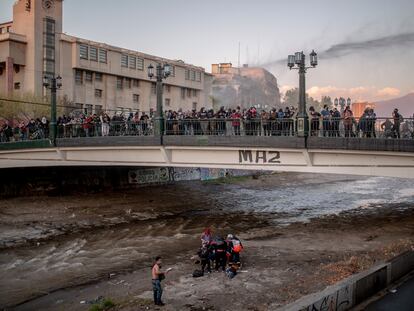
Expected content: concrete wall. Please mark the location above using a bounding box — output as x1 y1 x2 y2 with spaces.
0 165 254 197
279 250 414 311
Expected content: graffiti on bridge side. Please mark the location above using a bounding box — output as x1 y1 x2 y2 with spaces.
238 150 281 164
300 285 351 311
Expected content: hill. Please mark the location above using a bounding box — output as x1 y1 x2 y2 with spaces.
374 93 414 117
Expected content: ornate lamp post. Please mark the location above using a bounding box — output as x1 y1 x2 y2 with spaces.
43 75 62 144
287 50 318 136
334 97 339 109
339 97 346 113
147 63 171 135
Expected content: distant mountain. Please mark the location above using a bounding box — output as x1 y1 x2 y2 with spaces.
374 93 414 117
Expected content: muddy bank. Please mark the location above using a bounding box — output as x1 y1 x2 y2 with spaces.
1 173 413 310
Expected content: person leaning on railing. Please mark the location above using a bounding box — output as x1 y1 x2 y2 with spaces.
342 106 354 137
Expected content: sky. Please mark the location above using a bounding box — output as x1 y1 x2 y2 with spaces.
1 0 414 102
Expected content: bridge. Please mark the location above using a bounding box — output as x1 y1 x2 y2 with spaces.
1 118 414 178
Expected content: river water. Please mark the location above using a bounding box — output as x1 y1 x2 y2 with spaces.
0 173 413 308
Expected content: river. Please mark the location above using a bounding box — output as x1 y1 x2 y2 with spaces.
0 172 413 308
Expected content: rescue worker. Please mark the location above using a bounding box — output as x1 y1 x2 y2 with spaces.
226 234 243 264
210 236 227 271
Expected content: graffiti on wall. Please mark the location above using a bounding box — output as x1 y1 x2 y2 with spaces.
128 167 170 184
172 168 201 182
300 285 352 311
128 167 259 185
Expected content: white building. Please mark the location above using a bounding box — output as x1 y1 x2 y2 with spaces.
0 0 213 115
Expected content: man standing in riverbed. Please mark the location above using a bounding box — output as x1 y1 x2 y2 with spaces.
151 256 171 306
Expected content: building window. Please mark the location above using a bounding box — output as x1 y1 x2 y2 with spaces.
99 49 107 63
193 102 198 111
0 28 3 34
151 83 156 94
75 69 83 84
80 44 88 60
95 72 103 82
14 82 20 90
117 77 123 89
84 104 93 115
170 65 175 77
133 79 140 87
121 54 128 67
137 58 144 70
185 69 190 80
196 71 201 82
43 18 55 78
43 60 54 74
90 47 98 61
133 94 139 103
129 56 136 69
7 26 11 33
187 88 191 97
165 98 171 107
192 89 197 97
95 105 103 114
165 85 170 93
95 89 102 98
181 87 185 99
85 71 93 82
125 78 131 89
190 70 196 81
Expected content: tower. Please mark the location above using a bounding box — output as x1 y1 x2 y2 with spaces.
10 0 63 95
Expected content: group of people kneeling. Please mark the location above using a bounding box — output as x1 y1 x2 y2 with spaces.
150 228 244 306
195 228 243 279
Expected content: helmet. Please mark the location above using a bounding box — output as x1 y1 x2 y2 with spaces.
227 234 233 240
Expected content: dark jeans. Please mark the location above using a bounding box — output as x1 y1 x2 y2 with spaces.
201 258 211 273
152 279 163 304
215 251 227 271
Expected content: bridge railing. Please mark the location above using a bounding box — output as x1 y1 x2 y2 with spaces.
56 120 154 138
1 117 413 143
310 117 414 139
164 118 296 136
163 117 414 139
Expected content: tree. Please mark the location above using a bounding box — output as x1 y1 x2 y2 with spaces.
282 88 321 111
321 96 333 109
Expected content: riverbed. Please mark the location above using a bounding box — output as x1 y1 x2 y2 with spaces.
1 172 413 310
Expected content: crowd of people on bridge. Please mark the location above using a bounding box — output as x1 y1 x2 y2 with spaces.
1 104 413 142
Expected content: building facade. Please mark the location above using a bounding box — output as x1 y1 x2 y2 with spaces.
351 101 376 118
211 63 281 110
0 0 212 115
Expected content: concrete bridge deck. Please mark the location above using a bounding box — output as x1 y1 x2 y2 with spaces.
0 136 413 178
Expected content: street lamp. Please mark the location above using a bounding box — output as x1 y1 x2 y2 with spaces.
347 97 351 106
147 63 171 135
287 50 318 136
43 75 62 144
334 97 339 108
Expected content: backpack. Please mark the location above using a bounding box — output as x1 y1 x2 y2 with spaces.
192 269 204 278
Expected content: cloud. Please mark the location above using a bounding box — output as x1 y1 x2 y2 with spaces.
295 85 402 102
279 85 296 95
376 87 400 98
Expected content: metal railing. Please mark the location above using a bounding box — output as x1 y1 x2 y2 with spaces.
164 118 296 136
309 117 414 139
56 120 154 138
1 117 413 142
